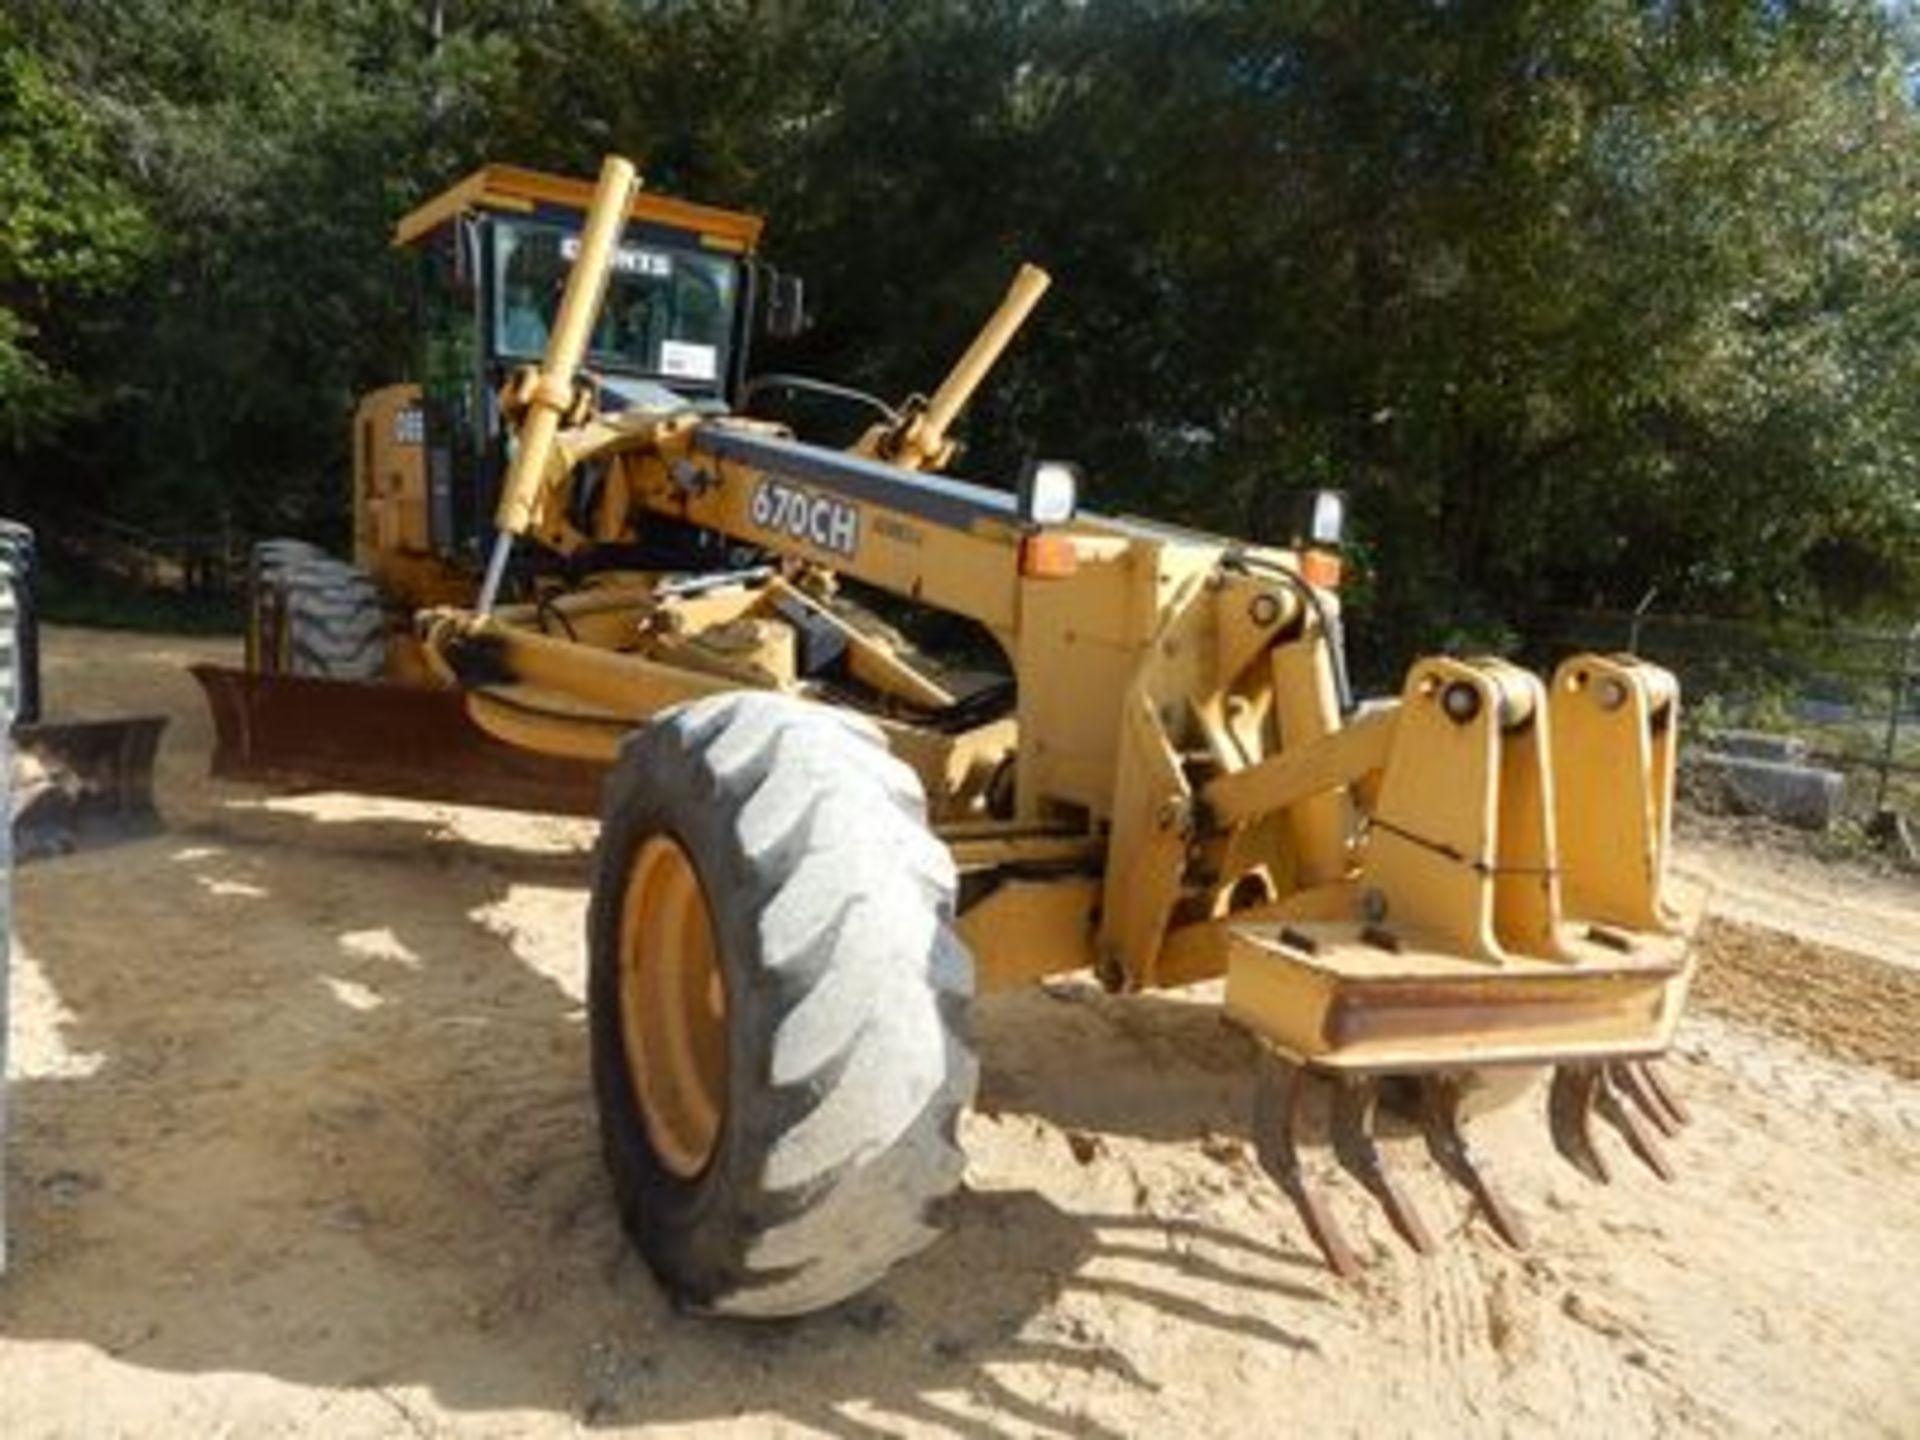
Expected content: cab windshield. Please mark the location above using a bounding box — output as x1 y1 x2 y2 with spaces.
493 220 736 387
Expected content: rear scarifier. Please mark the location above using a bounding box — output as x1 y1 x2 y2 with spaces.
588 691 976 1317
1254 1055 1690 1276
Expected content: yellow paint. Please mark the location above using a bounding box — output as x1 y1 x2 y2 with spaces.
393 162 764 252
857 265 1052 472
959 876 1100 990
369 153 1707 1084
1550 655 1680 931
495 157 638 537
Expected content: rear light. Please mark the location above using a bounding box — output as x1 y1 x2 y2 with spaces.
1019 533 1079 579
1300 549 1343 589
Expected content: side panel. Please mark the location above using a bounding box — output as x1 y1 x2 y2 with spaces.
641 429 1028 632
353 383 428 570
1011 537 1174 816
354 383 474 613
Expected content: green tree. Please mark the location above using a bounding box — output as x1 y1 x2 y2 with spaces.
1 0 1915 647
0 21 150 445
986 3 1920 643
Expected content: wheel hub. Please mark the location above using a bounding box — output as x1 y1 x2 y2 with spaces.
619 834 728 1178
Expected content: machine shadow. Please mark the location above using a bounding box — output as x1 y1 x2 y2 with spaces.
2 803 1328 1431
973 980 1269 1146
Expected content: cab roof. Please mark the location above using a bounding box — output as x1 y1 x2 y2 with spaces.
393 163 766 254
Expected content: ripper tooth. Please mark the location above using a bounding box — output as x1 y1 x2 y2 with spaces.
1252 1057 1361 1278
1595 1065 1676 1181
1418 1077 1530 1252
1329 1077 1438 1258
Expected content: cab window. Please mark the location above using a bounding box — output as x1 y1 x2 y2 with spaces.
493 220 735 387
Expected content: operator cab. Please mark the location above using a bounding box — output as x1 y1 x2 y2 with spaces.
391 165 775 561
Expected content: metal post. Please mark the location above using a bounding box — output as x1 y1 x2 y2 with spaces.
1627 587 1658 658
1873 619 1919 817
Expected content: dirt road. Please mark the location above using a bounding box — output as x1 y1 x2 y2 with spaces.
2 626 1917 1436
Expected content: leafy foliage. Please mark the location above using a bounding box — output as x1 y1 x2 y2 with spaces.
2 1 1916 657
0 19 150 441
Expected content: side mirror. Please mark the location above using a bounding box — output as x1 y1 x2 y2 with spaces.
764 270 809 340
1017 459 1081 526
1306 489 1346 547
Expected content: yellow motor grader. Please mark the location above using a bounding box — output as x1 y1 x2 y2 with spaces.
195 157 1702 1317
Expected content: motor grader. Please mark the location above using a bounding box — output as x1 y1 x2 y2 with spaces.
195 156 1702 1317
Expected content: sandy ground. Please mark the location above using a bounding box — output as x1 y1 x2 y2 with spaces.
1675 830 1920 975
2 625 1918 1437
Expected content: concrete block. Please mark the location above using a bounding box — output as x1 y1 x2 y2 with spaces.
1702 729 1811 764
1693 751 1845 830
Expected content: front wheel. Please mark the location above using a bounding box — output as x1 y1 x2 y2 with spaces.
587 692 976 1317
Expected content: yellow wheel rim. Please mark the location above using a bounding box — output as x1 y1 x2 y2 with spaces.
619 835 728 1178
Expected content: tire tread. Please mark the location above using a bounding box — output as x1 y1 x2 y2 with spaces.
589 691 976 1318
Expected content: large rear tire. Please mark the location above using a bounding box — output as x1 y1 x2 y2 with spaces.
0 549 15 724
587 692 976 1317
0 521 40 723
248 540 385 680
0 541 11 1272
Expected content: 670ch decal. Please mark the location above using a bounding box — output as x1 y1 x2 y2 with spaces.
749 478 860 557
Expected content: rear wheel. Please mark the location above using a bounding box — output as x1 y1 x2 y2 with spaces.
588 692 976 1317
247 540 385 680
